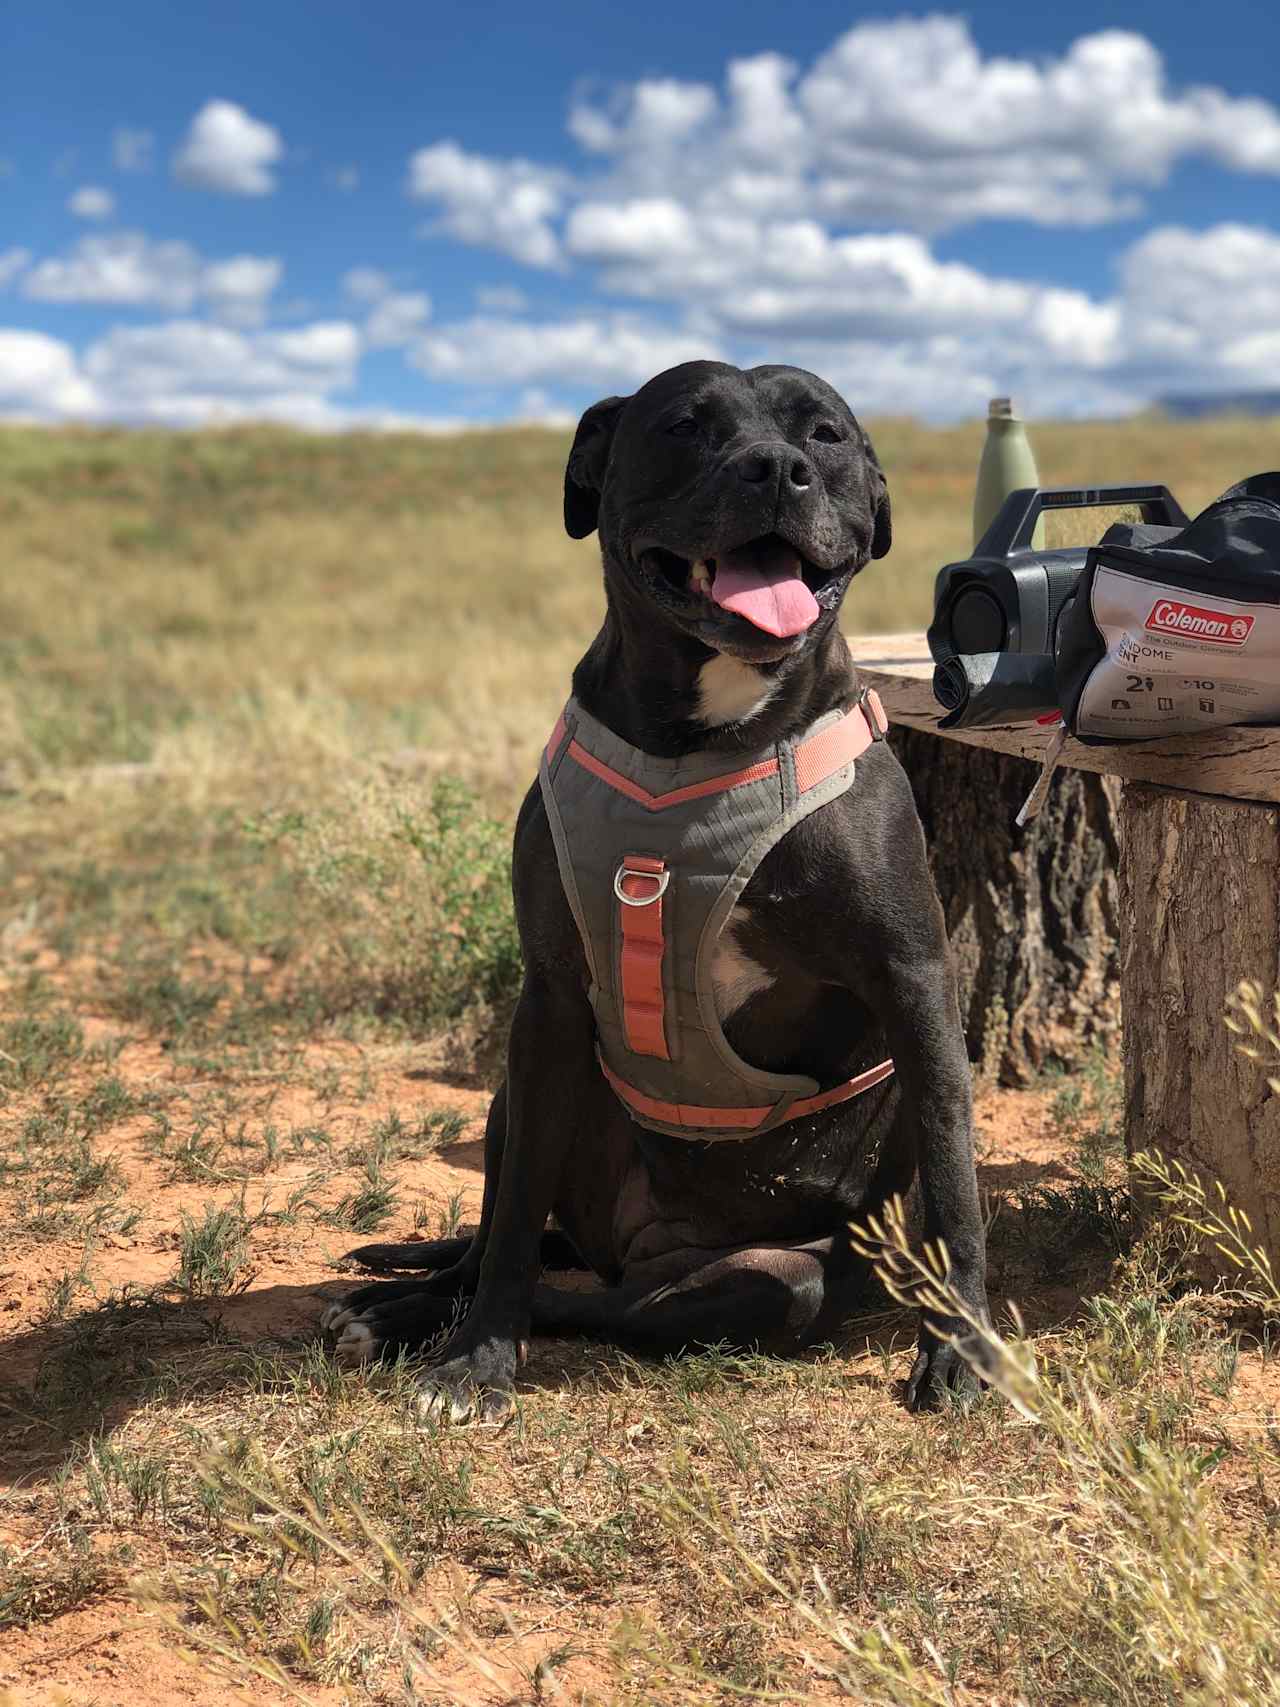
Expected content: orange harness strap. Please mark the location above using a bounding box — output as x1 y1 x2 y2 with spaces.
598 1054 895 1132
616 854 670 1059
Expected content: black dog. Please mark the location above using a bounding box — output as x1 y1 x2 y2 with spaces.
324 361 988 1416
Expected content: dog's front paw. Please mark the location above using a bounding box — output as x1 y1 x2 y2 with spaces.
905 1338 975 1412
905 1315 990 1413
415 1338 519 1426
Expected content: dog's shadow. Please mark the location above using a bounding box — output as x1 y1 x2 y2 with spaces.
2 1155 1109 1480
0 1276 900 1485
2 1221 1105 1487
1 1279 355 1484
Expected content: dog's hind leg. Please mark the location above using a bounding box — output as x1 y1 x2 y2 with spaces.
528 1235 864 1356
328 1237 853 1371
322 1228 588 1339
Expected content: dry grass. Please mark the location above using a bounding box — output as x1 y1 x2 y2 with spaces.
0 413 1269 801
3 1123 1276 1705
2 413 1269 1049
3 416 1280 1705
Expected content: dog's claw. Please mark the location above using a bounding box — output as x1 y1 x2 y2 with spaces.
416 1358 515 1426
413 1338 518 1427
321 1301 356 1335
334 1317 378 1366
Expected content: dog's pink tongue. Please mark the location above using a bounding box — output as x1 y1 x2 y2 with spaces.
711 542 819 638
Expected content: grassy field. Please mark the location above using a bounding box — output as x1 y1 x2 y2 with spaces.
2 415 1279 1705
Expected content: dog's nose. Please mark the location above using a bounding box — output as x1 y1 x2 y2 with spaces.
733 447 814 491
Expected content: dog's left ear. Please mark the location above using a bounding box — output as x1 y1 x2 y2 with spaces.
564 395 629 539
863 430 892 560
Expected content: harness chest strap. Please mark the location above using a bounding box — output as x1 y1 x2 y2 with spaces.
599 1053 897 1132
547 689 889 810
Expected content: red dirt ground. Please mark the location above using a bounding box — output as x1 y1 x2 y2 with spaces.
8 1026 1266 1707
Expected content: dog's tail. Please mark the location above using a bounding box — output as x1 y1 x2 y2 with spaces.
342 1229 588 1275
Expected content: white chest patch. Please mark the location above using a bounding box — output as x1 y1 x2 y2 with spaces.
696 653 778 727
711 906 776 1022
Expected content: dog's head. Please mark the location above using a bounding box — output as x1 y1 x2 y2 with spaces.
564 360 891 663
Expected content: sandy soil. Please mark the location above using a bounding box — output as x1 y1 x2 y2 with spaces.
5 1026 1272 1707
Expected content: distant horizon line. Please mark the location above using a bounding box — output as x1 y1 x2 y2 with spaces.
4 392 1280 437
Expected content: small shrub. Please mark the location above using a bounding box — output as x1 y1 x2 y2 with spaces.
109 967 224 1039
322 1158 398 1233
346 1106 467 1168
174 1202 255 1296
1046 1045 1124 1182
389 776 522 1016
252 774 522 1042
0 1010 84 1092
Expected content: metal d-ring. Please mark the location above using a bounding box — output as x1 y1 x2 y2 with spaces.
614 864 671 906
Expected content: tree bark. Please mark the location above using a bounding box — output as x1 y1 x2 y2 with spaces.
1120 783 1280 1265
889 727 1121 1084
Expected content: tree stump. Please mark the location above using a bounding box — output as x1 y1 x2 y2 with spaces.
1119 784 1280 1261
890 727 1121 1084
857 635 1280 1266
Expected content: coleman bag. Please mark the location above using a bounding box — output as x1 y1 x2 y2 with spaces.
1055 474 1280 745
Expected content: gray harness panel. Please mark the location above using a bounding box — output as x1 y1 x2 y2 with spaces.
539 692 893 1140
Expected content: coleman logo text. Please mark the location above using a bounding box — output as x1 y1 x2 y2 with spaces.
1144 599 1254 647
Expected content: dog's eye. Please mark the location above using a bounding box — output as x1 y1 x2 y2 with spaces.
666 417 698 438
810 423 843 444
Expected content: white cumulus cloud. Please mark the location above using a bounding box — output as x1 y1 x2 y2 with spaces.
342 267 393 303
409 217 1280 421
407 141 567 267
567 206 1044 339
6 18 1280 428
475 284 529 313
383 17 1280 418
365 293 431 348
341 267 432 346
410 313 720 389
0 317 418 429
81 318 361 425
0 249 31 290
68 186 116 221
1112 223 1280 391
26 235 206 310
201 255 285 327
22 233 282 325
563 20 1280 236
568 75 717 156
0 329 100 417
172 100 284 195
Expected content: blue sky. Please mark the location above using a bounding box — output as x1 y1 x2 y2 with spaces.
3 0 1280 427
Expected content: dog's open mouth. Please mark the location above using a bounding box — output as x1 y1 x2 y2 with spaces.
642 534 838 639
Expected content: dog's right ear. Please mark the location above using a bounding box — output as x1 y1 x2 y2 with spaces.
564 395 629 539
861 427 893 561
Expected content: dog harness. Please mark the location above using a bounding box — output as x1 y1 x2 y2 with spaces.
539 689 895 1141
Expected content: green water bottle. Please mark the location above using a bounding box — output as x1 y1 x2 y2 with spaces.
973 396 1042 550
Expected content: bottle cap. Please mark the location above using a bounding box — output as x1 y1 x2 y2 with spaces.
988 397 1017 419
